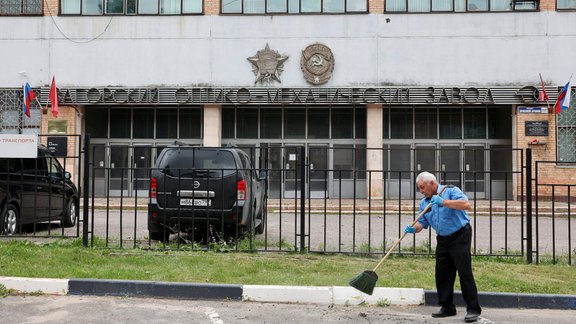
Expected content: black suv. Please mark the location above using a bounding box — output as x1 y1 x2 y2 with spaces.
0 145 78 235
148 146 267 242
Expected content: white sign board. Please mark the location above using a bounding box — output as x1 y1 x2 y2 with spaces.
0 134 38 158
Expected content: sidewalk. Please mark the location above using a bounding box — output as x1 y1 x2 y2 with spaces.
2 276 575 310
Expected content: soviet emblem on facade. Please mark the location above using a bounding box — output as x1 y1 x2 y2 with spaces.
300 43 335 85
247 44 289 85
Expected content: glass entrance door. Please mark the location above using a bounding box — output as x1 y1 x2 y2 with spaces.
464 145 485 199
109 145 129 196
132 145 152 197
308 145 328 198
440 145 461 188
284 145 302 198
260 143 282 198
415 145 436 199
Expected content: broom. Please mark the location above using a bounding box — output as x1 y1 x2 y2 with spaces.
348 186 448 295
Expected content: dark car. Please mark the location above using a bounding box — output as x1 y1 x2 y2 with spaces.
148 145 267 242
0 145 79 235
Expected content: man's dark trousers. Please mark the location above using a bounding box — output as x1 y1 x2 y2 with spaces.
435 224 482 313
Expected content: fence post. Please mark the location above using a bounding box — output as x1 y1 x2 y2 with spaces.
82 134 91 247
300 145 306 253
526 148 532 264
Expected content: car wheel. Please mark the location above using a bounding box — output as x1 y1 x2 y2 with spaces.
149 230 170 243
62 199 77 228
1 204 19 235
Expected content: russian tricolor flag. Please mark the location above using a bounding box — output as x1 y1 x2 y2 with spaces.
23 82 36 118
554 80 572 115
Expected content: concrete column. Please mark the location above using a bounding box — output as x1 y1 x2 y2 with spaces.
366 104 383 199
203 104 222 147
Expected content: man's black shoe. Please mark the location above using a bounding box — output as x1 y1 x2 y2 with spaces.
431 308 457 318
464 311 480 322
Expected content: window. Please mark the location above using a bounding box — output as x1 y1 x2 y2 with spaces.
557 94 576 162
0 0 42 15
557 0 576 9
385 0 538 12
60 0 202 15
221 0 367 14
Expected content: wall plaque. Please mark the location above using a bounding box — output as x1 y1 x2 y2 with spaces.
47 136 68 157
300 43 334 85
525 121 549 136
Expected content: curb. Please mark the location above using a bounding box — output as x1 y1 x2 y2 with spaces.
424 290 576 310
2 277 576 309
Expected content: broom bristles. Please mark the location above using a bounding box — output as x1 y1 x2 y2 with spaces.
348 270 378 295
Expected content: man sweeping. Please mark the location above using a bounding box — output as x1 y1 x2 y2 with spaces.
404 172 482 323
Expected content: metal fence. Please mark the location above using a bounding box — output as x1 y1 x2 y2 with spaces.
2 135 575 265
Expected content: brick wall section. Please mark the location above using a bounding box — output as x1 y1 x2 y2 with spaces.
369 0 384 13
40 106 79 184
515 107 576 201
540 0 557 10
205 0 220 15
44 0 59 15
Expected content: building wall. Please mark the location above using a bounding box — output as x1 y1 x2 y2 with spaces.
2 13 576 88
515 108 576 201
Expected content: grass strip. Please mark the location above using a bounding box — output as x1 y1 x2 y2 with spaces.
0 239 575 295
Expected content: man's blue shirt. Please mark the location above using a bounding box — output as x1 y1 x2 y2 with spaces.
418 184 470 236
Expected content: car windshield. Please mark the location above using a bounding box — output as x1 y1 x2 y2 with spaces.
157 148 237 178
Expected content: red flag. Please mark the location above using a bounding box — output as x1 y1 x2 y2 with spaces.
49 76 58 118
538 73 549 102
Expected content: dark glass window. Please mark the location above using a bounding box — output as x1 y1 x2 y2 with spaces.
237 108 259 138
488 107 512 139
355 107 366 139
222 108 235 138
308 108 329 139
439 107 462 139
390 145 411 179
333 145 353 179
179 108 202 139
331 108 353 139
60 0 203 15
390 107 413 139
260 108 282 139
156 108 177 139
132 109 154 139
109 109 131 138
85 108 108 138
385 0 537 12
464 107 486 139
0 0 42 15
284 108 305 139
383 107 389 139
221 0 367 14
415 107 437 139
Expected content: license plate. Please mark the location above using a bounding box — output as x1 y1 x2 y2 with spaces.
180 198 211 207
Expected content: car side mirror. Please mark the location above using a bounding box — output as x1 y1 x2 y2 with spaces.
64 171 72 180
258 170 268 180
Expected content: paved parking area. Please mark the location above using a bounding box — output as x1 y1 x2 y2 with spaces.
2 295 576 324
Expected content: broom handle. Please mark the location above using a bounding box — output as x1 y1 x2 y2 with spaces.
372 186 447 272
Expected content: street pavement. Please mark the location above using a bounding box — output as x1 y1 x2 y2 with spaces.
2 295 576 324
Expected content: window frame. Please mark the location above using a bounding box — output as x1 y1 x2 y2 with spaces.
59 0 204 15
384 0 539 12
556 0 576 10
0 0 43 16
220 0 369 15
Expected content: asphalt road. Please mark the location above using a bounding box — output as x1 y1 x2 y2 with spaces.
2 295 575 324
